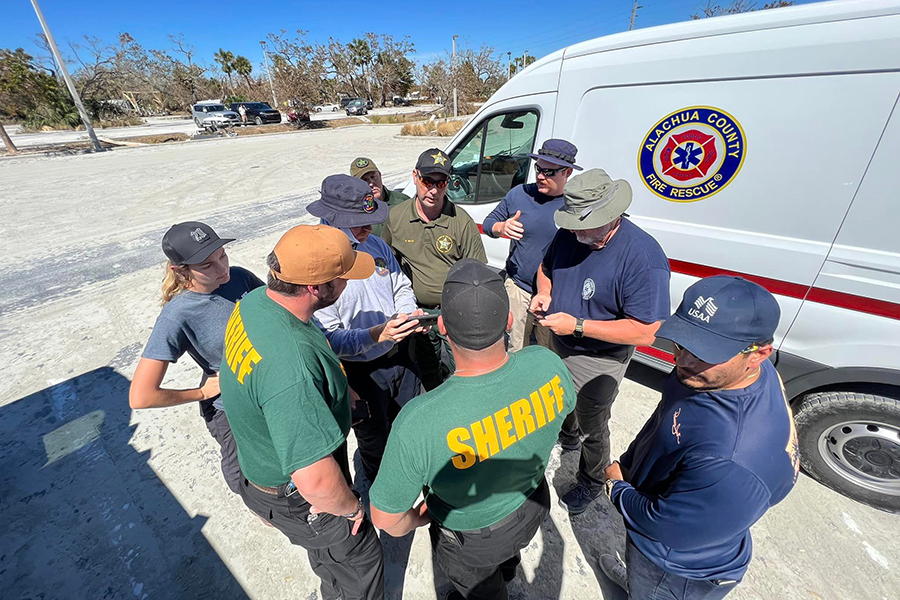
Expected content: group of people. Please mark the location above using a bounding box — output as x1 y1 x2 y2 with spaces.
129 141 800 600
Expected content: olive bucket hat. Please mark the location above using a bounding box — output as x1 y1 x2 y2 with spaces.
553 168 632 231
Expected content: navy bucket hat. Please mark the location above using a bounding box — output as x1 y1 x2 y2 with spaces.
527 139 583 170
307 174 389 228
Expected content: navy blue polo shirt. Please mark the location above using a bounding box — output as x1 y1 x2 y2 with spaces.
611 361 800 580
542 218 671 353
482 183 565 295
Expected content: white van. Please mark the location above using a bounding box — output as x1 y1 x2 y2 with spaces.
411 0 900 511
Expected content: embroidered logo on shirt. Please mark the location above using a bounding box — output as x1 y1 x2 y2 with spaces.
374 257 389 276
688 295 718 323
436 235 453 254
582 278 595 300
190 227 208 243
672 407 683 445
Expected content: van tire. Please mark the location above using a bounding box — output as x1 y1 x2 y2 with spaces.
794 390 900 512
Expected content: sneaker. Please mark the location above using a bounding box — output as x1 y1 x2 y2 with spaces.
556 434 582 452
559 481 601 514
599 553 628 592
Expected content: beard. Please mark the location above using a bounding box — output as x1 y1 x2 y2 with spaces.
312 281 341 310
575 230 605 246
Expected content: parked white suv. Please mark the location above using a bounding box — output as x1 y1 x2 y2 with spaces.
191 102 241 129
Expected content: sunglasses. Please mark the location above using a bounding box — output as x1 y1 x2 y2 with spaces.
672 342 763 356
417 175 449 189
534 164 568 177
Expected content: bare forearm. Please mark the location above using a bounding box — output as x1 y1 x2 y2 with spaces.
582 319 660 346
294 458 358 515
536 266 552 296
129 386 205 409
380 509 422 537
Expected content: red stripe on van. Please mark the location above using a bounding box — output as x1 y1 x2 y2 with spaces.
637 346 676 364
669 259 900 321
475 226 900 321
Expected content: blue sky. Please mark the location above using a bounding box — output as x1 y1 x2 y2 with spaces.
7 0 821 74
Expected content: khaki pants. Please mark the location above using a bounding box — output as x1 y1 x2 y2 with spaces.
504 278 550 352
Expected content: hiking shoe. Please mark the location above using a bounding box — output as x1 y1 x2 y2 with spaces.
559 481 601 514
599 553 628 592
556 434 582 452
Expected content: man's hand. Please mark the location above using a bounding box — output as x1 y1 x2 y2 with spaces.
539 312 577 336
200 375 220 400
530 292 552 315
310 503 366 536
372 312 424 344
604 461 624 482
495 210 525 240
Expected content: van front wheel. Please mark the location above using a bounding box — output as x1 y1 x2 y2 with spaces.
794 390 900 512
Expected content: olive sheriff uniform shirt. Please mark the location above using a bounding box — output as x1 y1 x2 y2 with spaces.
371 187 410 239
219 287 352 488
381 197 487 308
369 346 575 530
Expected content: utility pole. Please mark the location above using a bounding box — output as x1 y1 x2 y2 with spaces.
260 41 278 111
30 0 103 152
629 0 644 31
522 50 528 71
452 35 459 118
507 51 512 80
0 123 18 155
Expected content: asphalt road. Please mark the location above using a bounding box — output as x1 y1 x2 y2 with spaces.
0 126 897 600
6 104 438 148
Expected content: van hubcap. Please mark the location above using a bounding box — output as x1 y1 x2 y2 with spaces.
818 421 900 496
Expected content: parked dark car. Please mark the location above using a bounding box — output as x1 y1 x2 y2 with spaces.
230 102 281 125
340 97 374 110
345 99 368 116
392 96 412 106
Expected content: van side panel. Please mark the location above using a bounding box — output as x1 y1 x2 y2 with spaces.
553 15 900 360
785 95 900 370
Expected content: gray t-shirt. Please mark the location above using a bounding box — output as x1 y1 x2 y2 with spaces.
141 266 263 416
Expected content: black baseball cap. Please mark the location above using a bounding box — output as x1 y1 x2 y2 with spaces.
656 276 781 364
307 174 389 228
161 222 233 265
416 148 452 178
441 259 509 350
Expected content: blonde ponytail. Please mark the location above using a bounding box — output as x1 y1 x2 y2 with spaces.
161 260 192 305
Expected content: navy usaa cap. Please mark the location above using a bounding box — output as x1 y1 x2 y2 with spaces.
162 221 233 265
656 276 780 364
441 259 509 350
307 174 388 228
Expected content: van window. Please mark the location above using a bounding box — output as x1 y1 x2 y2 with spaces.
447 110 538 205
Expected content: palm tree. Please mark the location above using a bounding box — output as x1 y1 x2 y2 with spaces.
214 48 236 92
232 55 253 90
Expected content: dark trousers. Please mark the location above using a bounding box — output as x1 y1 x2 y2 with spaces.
429 478 550 600
343 340 421 481
414 307 456 391
237 445 384 600
203 408 242 494
552 335 634 487
626 537 739 600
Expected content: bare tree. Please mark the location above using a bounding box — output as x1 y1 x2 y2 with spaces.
691 0 793 19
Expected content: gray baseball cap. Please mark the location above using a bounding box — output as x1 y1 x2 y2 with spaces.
553 168 632 231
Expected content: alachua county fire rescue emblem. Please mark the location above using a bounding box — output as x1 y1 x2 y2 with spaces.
582 278 595 300
638 106 746 203
436 235 453 254
362 193 377 213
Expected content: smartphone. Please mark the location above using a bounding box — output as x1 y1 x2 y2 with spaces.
527 309 545 320
408 313 440 327
351 399 370 422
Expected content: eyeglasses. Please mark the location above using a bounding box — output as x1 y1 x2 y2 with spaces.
672 342 763 356
534 164 568 177
417 175 449 189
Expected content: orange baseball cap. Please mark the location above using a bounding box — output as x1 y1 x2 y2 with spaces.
271 224 375 285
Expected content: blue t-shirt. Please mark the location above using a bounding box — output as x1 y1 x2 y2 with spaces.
482 183 565 294
611 361 799 581
141 266 263 415
541 218 671 353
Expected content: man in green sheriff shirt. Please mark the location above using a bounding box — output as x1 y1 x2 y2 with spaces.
220 224 384 600
369 259 575 600
349 156 410 239
381 148 487 390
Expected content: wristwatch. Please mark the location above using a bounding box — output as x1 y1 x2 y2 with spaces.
604 478 617 501
573 318 585 338
341 493 363 519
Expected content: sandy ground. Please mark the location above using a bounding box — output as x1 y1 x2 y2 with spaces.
0 125 898 600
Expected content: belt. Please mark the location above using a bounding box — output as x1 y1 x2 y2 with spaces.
247 479 299 498
249 481 279 496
